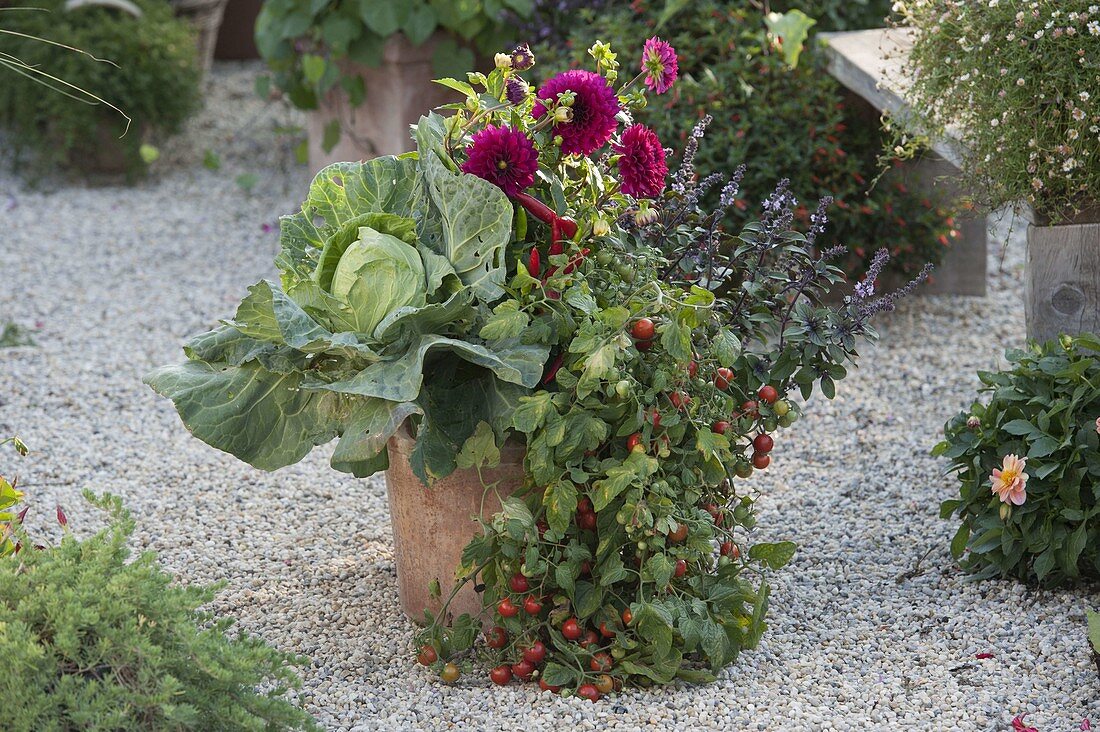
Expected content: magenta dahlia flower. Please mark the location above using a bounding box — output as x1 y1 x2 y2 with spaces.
641 37 678 94
532 70 620 156
461 125 538 197
614 124 667 198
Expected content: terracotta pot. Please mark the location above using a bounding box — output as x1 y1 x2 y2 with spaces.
1025 215 1100 343
385 424 525 624
307 33 461 173
214 0 261 60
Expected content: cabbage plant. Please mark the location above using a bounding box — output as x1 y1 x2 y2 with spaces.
145 117 548 484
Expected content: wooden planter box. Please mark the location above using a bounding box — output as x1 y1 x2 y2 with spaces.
307 34 460 172
1025 214 1100 343
384 424 524 623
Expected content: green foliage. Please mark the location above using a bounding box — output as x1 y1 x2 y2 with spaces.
0 492 317 731
936 335 1100 586
1089 608 1100 656
0 322 34 348
0 436 29 558
0 0 201 174
255 0 532 113
146 131 548 484
533 0 956 282
898 1 1100 221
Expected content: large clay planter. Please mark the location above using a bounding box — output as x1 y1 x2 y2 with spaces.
307 33 460 173
1025 207 1100 343
385 425 525 623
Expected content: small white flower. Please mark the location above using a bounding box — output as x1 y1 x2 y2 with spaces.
1034 30 1044 39
1080 92 1091 102
1017 78 1026 86
1031 178 1044 190
1064 158 1078 172
990 119 999 128
1074 108 1087 121
1068 129 1080 140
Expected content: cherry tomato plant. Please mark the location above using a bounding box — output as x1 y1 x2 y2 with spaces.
412 38 929 698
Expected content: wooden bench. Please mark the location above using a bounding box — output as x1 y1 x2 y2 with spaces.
818 28 987 297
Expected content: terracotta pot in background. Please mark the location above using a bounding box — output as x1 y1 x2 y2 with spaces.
214 0 261 60
385 424 525 624
307 33 461 172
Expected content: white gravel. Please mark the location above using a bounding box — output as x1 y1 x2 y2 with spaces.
1 63 1097 732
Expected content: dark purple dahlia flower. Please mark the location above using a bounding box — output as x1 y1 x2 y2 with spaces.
614 124 667 198
532 70 620 156
461 125 538 196
641 37 678 94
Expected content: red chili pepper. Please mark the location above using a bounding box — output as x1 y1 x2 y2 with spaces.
542 353 564 385
548 240 564 256
512 192 578 241
563 248 590 274
528 247 541 276
550 218 560 250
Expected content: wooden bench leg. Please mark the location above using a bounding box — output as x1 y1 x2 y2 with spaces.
900 154 988 297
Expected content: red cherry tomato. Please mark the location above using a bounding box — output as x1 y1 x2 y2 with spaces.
753 433 774 454
631 317 655 341
674 559 687 578
498 598 519 618
590 652 613 672
577 683 601 702
688 357 698 378
490 665 513 685
577 496 593 514
509 573 529 593
522 641 547 665
714 367 734 391
579 511 598 531
712 420 730 435
636 338 653 352
417 645 437 666
626 432 645 453
580 560 592 576
595 674 615 694
536 519 549 537
668 523 689 543
720 540 736 557
648 409 662 429
523 596 543 615
599 622 616 639
512 659 536 680
539 678 561 693
485 626 507 649
752 452 771 469
579 629 600 648
758 385 779 404
621 608 633 625
562 618 583 640
740 400 759 418
669 391 690 410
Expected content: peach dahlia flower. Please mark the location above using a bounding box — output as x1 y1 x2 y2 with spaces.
991 454 1028 506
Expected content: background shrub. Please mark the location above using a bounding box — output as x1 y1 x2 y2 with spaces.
0 0 201 174
532 0 956 282
936 335 1100 587
0 492 317 732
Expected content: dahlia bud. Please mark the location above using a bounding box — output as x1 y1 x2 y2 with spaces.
465 96 478 112
592 217 610 237
494 52 513 70
966 416 981 430
552 134 564 147
554 107 573 124
634 203 658 226
999 503 1012 521
506 77 528 106
511 43 535 70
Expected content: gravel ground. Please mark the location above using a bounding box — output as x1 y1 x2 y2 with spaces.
1 63 1097 732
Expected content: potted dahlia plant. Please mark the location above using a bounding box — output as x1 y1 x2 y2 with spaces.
148 38 928 697
897 0 1100 342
